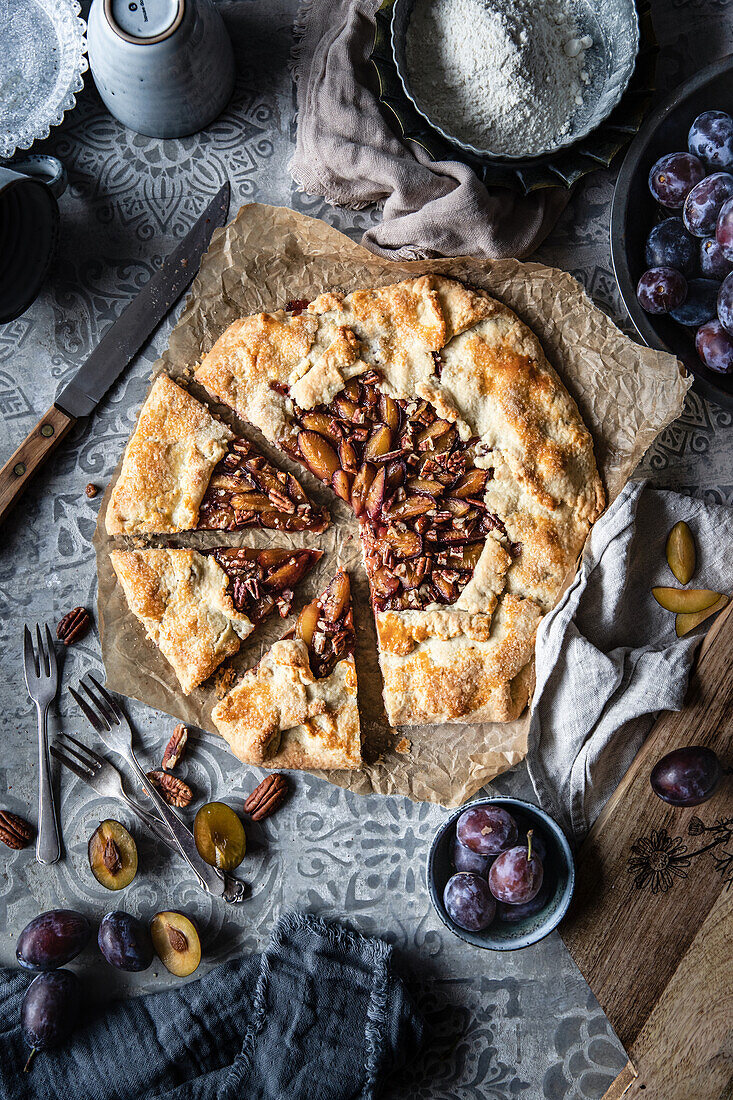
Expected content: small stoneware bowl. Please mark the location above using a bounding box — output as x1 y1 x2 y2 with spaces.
391 0 639 161
427 797 575 950
87 0 235 138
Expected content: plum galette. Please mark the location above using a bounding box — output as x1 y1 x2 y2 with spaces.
194 274 605 726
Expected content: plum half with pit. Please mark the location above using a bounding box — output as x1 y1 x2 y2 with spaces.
193 802 246 872
488 831 544 905
88 819 138 891
443 872 496 931
150 911 201 977
456 805 517 856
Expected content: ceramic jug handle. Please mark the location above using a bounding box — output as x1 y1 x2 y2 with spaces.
10 155 67 200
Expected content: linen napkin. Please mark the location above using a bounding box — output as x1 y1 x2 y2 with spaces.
0 912 423 1100
527 480 733 845
290 0 569 260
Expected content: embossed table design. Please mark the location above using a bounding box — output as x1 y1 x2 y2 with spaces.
1 2 732 1097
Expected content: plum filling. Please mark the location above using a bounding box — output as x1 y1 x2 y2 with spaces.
198 438 328 532
285 370 514 612
209 548 321 624
292 571 355 679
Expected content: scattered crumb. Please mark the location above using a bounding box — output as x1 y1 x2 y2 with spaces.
214 666 237 699
85 483 98 498
395 737 411 755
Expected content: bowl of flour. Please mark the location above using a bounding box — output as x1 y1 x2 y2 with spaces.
392 0 639 161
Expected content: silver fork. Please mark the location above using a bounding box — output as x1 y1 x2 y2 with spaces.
69 674 233 900
50 733 246 903
23 624 61 865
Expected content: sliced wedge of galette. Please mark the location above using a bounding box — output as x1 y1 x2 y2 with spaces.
110 546 321 694
106 373 327 535
212 571 361 770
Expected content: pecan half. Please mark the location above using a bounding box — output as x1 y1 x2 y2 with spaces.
244 774 289 821
0 811 33 849
57 607 92 645
161 724 188 771
85 483 98 499
146 771 193 808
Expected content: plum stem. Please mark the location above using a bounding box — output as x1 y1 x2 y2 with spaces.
527 829 533 863
23 1048 37 1073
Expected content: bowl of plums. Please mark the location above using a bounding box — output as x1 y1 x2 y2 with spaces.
611 55 733 410
427 798 574 950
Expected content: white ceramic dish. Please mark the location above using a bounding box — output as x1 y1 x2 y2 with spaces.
0 0 87 161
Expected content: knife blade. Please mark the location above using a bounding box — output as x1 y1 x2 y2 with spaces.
0 182 230 526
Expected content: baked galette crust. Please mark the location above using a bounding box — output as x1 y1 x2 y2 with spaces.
107 374 232 535
195 274 605 726
212 639 361 770
110 548 254 695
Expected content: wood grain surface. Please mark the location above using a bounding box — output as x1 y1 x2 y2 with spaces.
560 602 733 1097
0 405 75 526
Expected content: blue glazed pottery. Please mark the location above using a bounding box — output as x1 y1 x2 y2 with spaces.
87 0 235 138
0 155 67 323
427 797 575 950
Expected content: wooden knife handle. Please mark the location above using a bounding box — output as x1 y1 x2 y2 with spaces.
0 405 75 527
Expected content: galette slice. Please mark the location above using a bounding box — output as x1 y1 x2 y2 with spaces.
212 571 361 771
106 373 327 535
110 546 321 695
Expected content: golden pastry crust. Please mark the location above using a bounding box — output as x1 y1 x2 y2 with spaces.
211 639 361 770
107 374 232 535
195 274 605 726
110 548 253 695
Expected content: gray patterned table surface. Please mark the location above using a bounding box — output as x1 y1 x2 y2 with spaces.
1 2 732 1097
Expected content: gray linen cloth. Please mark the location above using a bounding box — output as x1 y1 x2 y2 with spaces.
0 912 423 1100
527 480 733 845
290 0 569 260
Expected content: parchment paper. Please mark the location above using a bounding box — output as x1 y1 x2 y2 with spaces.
94 203 690 807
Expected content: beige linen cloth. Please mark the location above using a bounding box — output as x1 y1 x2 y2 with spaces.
290 0 569 259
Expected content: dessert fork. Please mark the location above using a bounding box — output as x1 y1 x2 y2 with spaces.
23 624 61 865
69 674 232 900
51 733 246 903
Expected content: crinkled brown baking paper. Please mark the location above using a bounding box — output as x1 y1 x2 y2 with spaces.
94 203 690 806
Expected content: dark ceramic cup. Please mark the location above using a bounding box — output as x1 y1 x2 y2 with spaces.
0 155 67 324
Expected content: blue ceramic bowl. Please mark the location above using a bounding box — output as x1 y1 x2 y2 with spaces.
427 797 575 950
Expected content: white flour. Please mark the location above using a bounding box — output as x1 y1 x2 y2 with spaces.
405 0 594 156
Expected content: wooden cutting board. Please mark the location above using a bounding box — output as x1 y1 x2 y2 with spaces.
560 600 733 1099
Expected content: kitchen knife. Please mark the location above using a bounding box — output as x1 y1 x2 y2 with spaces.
0 182 230 527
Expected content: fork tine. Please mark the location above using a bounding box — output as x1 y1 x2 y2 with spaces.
36 623 49 678
69 685 108 732
87 675 124 722
79 678 116 727
45 625 57 679
55 737 101 773
50 747 95 781
58 732 104 765
24 625 38 679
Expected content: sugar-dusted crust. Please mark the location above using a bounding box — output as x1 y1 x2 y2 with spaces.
107 374 232 535
195 274 605 726
110 548 253 695
212 639 361 770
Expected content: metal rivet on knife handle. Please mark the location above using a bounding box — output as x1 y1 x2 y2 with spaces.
13 463 25 477
40 424 54 438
